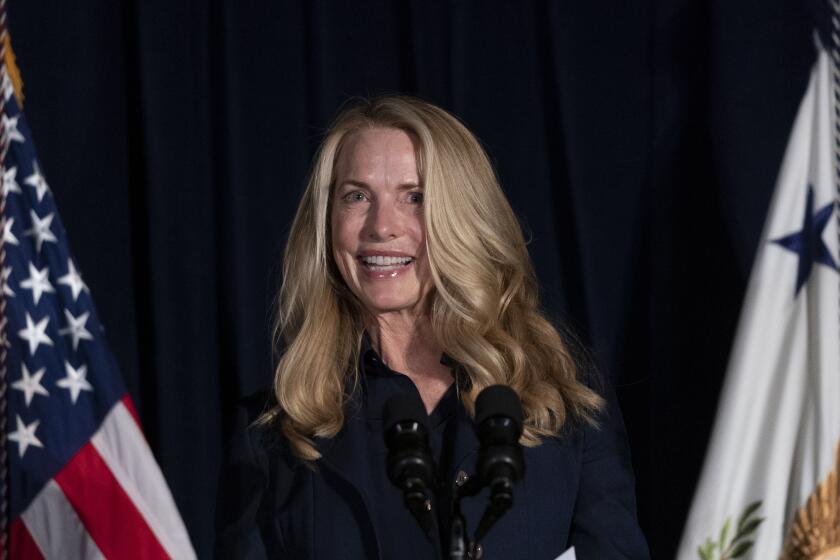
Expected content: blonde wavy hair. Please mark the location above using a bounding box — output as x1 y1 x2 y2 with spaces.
267 95 604 461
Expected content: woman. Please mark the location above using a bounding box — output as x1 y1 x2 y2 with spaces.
215 96 649 559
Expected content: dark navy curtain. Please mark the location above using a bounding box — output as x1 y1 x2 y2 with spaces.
9 1 816 557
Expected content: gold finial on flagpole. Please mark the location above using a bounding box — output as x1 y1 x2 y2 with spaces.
1 31 22 108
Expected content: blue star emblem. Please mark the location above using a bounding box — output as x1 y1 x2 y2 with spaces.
770 186 838 296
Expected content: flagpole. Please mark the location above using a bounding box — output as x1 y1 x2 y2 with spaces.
832 0 840 227
0 0 10 555
833 4 840 415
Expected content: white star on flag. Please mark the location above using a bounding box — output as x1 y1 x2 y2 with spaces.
2 114 24 143
58 309 93 351
19 262 56 305
2 216 18 246
12 363 49 406
3 165 20 196
58 259 89 301
1 266 14 297
17 312 53 355
8 415 44 458
24 161 51 202
57 361 93 404
0 68 13 102
23 210 57 253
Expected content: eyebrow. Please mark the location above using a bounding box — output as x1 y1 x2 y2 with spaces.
336 180 422 190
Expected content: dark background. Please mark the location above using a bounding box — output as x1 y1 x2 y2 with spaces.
7 1 820 557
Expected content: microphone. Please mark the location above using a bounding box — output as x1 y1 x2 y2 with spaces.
383 392 437 541
472 384 524 544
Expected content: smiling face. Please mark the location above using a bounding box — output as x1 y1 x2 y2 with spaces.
330 127 431 318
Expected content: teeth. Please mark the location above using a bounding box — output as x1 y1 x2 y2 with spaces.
361 256 413 266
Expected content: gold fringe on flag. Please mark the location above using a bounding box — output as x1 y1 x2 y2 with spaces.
2 31 23 108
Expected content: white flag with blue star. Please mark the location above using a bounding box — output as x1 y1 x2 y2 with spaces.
677 45 840 559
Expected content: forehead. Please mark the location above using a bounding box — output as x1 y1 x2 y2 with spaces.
334 127 419 182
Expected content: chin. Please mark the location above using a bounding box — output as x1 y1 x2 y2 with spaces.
361 294 422 315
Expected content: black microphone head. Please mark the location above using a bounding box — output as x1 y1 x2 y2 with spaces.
475 385 526 488
475 385 523 432
381 391 436 540
383 391 429 434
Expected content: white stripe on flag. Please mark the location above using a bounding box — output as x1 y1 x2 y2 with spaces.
21 479 105 560
91 400 197 560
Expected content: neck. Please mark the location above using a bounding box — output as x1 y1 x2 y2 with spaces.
366 313 434 370
365 313 453 413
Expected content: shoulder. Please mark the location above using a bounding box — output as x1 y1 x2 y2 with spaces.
214 389 298 558
567 382 650 559
223 389 292 474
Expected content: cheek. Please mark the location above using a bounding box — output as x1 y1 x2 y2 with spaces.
332 212 372 286
329 206 341 248
331 248 358 297
331 209 355 253
406 210 426 245
330 212 353 281
411 223 432 287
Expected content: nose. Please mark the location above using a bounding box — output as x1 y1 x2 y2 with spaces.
364 200 404 240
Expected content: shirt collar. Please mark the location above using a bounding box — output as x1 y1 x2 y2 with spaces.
358 332 458 427
360 331 457 371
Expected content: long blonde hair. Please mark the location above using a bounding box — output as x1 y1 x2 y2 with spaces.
268 95 603 461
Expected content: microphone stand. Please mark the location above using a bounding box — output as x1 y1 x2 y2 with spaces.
447 497 468 560
447 477 483 559
473 476 514 545
403 476 437 542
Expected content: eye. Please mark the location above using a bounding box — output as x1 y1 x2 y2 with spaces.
407 192 424 204
343 191 368 202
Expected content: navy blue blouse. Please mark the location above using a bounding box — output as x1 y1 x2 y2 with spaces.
214 341 650 559
358 336 464 554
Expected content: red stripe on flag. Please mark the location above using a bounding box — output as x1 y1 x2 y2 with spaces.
122 394 142 428
55 442 169 559
9 518 45 560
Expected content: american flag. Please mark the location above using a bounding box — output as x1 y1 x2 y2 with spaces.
0 28 195 560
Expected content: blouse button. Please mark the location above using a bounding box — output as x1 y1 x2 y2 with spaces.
455 470 469 486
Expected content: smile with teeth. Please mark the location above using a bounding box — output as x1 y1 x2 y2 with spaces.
359 255 414 271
